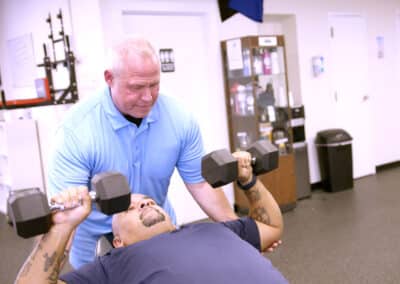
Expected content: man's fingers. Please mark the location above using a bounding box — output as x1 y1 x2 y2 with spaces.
51 186 89 209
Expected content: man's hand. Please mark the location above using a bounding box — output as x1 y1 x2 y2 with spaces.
265 240 283 253
232 151 253 185
50 186 92 232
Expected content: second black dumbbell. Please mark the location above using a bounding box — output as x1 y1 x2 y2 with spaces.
7 172 131 238
201 140 279 188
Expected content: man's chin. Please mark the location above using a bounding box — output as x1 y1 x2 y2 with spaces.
131 107 151 118
140 208 166 227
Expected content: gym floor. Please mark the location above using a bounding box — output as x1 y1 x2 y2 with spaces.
1 165 399 284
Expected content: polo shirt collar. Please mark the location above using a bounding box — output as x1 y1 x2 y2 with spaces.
102 87 159 131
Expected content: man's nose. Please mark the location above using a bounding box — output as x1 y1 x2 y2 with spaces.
139 199 154 208
141 87 153 102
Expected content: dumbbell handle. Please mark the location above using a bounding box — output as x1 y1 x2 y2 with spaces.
50 191 96 211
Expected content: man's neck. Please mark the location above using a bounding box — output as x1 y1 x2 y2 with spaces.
124 114 142 127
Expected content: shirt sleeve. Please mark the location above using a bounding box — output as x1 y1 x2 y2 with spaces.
47 127 91 197
59 259 106 284
176 112 205 184
222 217 261 251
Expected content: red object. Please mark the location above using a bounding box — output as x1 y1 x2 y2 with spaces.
4 78 52 107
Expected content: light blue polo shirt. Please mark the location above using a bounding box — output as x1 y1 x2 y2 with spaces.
47 87 205 268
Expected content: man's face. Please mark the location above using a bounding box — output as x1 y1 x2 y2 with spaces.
106 55 160 118
112 194 174 247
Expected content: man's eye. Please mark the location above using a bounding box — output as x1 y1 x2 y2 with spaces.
126 206 135 212
150 83 159 89
127 85 142 91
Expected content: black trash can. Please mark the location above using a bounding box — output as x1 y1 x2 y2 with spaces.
316 129 353 192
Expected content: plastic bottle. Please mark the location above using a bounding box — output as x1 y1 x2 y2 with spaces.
245 84 255 115
253 49 263 75
242 48 251 77
263 48 272 75
270 49 280 74
235 85 247 116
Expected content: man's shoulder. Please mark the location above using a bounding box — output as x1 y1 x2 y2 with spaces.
61 89 106 131
155 94 199 133
157 94 191 118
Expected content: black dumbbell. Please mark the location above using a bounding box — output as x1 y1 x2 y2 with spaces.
201 140 279 188
7 172 131 238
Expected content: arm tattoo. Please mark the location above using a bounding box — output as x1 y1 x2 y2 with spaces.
43 252 57 272
245 188 261 202
43 252 61 284
17 233 62 283
47 264 60 284
250 207 270 225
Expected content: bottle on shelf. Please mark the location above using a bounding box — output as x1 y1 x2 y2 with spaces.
270 48 280 74
245 83 255 115
262 48 272 75
234 85 247 116
236 131 250 149
252 48 263 75
242 48 251 77
259 112 272 141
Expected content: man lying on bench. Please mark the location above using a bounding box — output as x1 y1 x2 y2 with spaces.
15 151 288 284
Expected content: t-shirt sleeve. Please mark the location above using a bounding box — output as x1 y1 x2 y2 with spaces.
59 260 106 284
176 112 205 184
222 217 261 251
47 127 91 198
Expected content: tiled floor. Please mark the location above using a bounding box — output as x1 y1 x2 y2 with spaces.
1 165 399 284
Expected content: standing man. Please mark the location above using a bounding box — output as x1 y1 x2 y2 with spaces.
47 36 237 268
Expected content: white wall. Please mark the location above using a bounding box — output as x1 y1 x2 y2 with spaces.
0 0 107 191
260 0 400 181
0 0 75 192
1 0 399 193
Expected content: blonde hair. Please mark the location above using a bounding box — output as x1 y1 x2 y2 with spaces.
105 36 160 76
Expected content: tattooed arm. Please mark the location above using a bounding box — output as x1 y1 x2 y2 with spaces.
15 186 91 284
232 151 284 252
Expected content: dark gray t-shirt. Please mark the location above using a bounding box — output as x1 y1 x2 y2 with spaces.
60 217 287 284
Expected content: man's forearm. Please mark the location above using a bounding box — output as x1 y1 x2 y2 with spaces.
243 178 283 231
187 181 237 222
15 226 72 284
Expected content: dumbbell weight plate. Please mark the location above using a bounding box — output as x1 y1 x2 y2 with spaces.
7 188 52 238
91 172 131 215
246 140 279 175
201 149 238 188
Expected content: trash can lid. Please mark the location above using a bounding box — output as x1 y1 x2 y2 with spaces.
316 128 352 145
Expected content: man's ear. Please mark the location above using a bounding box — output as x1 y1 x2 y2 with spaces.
113 236 124 248
104 70 114 86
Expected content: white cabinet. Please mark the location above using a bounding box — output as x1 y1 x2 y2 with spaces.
0 119 44 213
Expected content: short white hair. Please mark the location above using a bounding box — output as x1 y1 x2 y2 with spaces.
104 35 160 76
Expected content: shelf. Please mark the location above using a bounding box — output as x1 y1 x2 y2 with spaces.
221 35 296 211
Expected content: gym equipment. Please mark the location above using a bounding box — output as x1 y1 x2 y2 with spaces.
7 172 131 238
37 9 79 105
201 140 279 187
1 10 78 110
